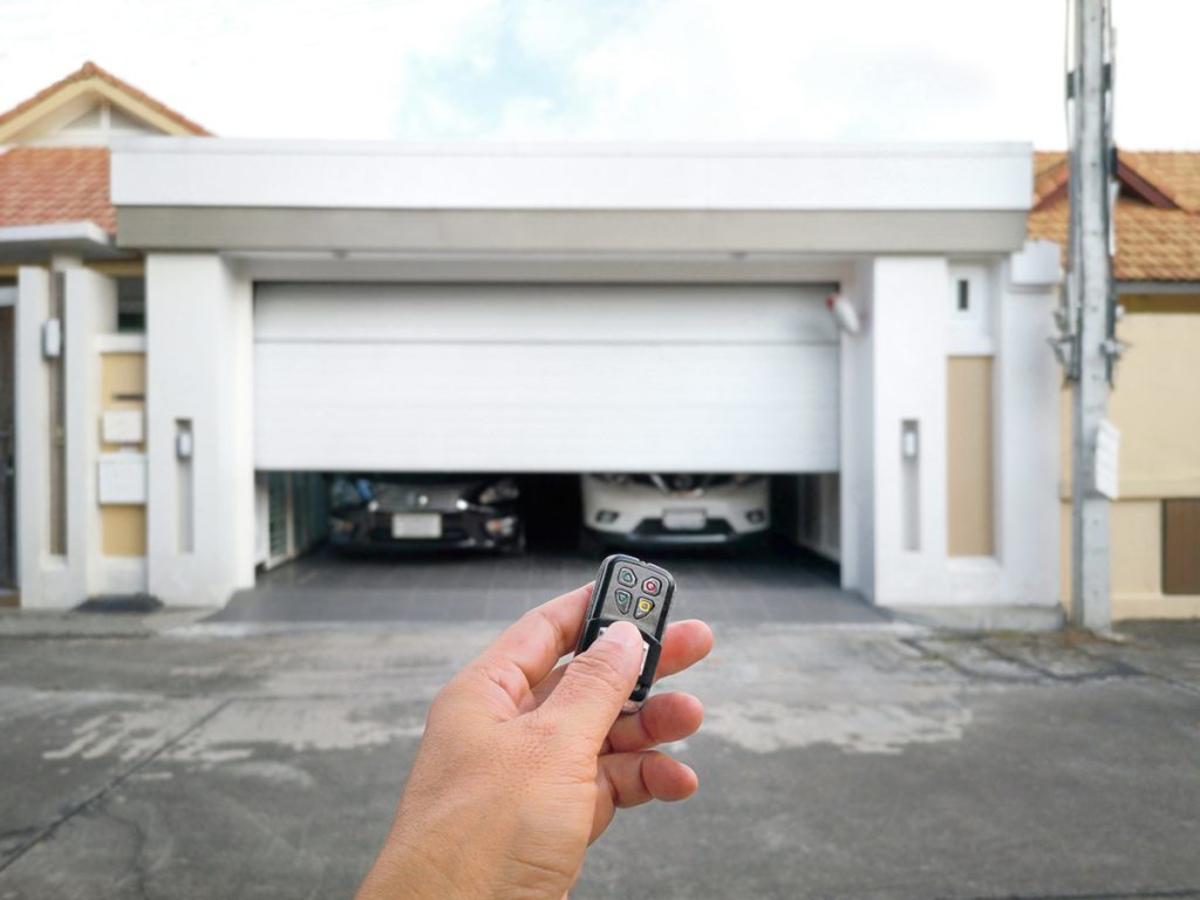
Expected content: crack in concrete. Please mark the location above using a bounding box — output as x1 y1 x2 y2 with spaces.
902 635 1145 685
0 698 232 878
95 804 151 900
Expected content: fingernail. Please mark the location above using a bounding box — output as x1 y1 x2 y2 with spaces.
598 620 642 650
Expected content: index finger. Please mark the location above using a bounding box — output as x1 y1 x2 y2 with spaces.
472 581 594 691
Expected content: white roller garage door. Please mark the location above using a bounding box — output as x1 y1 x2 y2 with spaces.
254 283 839 472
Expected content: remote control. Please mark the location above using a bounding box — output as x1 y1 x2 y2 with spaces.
575 553 675 713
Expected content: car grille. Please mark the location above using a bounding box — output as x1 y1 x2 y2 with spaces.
632 518 735 537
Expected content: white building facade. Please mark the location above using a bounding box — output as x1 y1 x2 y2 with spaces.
13 139 1063 621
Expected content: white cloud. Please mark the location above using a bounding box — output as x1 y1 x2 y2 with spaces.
0 0 1195 147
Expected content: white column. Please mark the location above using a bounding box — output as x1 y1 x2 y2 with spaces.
995 240 1061 606
14 267 116 608
65 270 118 601
838 258 876 598
145 253 255 607
870 256 950 607
15 267 59 607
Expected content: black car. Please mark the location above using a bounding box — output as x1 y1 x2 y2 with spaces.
327 474 523 553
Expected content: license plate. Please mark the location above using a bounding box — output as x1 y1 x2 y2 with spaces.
391 513 442 539
663 509 706 531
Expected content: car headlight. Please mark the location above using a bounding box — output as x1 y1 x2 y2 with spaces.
477 479 519 506
591 473 630 485
485 516 518 537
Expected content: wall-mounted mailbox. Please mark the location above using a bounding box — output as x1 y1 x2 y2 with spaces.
41 318 62 359
98 453 147 505
102 409 144 445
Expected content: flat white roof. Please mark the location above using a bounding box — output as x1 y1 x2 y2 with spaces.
112 138 1032 213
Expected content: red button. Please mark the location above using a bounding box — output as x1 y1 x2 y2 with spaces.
642 577 661 596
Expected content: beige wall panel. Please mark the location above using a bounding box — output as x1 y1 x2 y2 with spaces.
1061 307 1200 498
101 505 146 556
1111 500 1162 598
99 352 145 452
99 352 146 556
1112 312 1200 496
1059 503 1071 611
947 356 994 556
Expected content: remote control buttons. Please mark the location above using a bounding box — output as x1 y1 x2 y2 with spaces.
634 597 655 619
614 589 633 614
617 567 637 587
642 577 661 596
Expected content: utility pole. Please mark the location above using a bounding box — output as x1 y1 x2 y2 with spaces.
1061 0 1119 630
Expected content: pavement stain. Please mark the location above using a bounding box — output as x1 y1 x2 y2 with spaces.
703 695 973 755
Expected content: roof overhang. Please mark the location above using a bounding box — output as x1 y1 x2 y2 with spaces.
112 139 1033 256
0 221 128 262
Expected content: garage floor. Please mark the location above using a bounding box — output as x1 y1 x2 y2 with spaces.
214 546 883 625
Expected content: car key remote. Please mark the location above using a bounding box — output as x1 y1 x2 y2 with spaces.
575 553 675 714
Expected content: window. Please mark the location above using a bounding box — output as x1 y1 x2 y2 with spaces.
116 277 145 332
1163 499 1200 595
947 265 993 354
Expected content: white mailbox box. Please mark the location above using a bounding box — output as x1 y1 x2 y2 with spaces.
98 453 147 505
102 409 145 445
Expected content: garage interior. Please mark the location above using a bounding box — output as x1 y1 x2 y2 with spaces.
217 280 877 624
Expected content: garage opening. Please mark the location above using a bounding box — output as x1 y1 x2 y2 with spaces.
226 282 877 624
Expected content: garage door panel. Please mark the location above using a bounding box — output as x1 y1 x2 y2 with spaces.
255 283 839 344
253 283 840 473
255 342 838 472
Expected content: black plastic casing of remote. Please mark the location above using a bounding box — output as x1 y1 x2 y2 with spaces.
575 553 675 708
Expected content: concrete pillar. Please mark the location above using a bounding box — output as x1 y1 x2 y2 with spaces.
870 256 951 607
66 270 118 602
866 246 1062 618
145 253 255 606
838 258 876 599
15 266 116 608
15 267 58 608
995 240 1062 607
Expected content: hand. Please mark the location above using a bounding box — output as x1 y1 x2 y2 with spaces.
357 582 713 900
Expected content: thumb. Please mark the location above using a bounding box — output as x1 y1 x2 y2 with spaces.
536 621 644 749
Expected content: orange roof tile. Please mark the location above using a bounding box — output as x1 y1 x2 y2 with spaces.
0 61 210 136
0 147 114 233
1028 150 1200 282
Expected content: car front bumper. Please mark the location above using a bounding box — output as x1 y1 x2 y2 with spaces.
329 508 521 553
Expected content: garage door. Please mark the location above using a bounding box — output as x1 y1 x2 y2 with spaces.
254 283 839 472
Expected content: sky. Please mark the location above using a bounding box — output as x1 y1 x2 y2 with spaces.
0 0 1195 148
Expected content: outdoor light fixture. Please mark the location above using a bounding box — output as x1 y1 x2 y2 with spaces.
825 293 862 335
41 318 62 359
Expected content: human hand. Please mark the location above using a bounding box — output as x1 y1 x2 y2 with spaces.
356 581 713 900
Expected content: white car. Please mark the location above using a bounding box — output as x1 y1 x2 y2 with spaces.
581 474 769 548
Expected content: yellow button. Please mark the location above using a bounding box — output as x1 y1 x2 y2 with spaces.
635 597 655 619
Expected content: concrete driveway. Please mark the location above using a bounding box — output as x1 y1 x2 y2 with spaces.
1 601 1198 898
217 547 880 625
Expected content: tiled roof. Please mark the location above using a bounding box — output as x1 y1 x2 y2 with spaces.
1028 150 1200 282
0 61 210 136
0 147 114 233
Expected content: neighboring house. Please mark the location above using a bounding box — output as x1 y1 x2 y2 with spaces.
0 62 208 598
1028 151 1200 620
